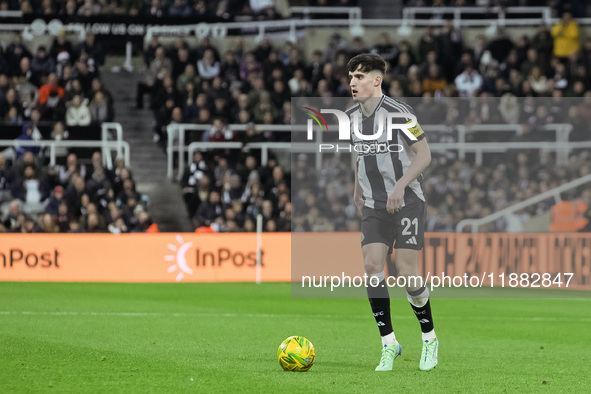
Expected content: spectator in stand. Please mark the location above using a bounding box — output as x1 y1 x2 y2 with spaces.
44 185 66 216
77 0 101 17
14 121 42 159
391 52 412 89
0 74 9 102
418 27 439 63
152 75 183 142
66 94 91 126
0 88 20 120
59 153 86 185
176 64 200 95
50 32 73 61
145 0 165 17
197 49 221 81
0 153 14 204
551 12 580 62
240 52 263 82
12 164 49 214
88 78 114 106
532 24 554 66
136 46 172 109
89 91 113 124
252 91 277 123
64 78 84 102
422 64 446 96
220 50 241 85
181 151 211 218
131 206 155 232
39 212 60 233
487 27 515 64
221 173 244 206
54 201 71 232
5 35 32 73
194 189 224 228
2 200 22 232
30 46 56 86
527 66 549 96
13 57 35 101
3 106 22 124
455 62 483 97
71 55 97 93
371 32 398 67
59 0 78 17
38 72 64 105
65 173 87 218
170 44 192 80
168 0 192 17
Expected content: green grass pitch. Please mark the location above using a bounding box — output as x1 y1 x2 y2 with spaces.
1 282 590 393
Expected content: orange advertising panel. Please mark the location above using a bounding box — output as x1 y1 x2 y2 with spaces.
0 233 291 282
292 232 591 291
2 232 591 289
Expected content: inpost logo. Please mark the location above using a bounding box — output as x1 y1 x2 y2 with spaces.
303 107 419 154
164 235 264 282
165 234 194 281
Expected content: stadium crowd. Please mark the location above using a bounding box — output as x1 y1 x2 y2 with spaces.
0 31 155 233
3 1 591 233
130 7 590 232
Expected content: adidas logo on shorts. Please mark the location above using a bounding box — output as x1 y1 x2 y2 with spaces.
406 236 418 245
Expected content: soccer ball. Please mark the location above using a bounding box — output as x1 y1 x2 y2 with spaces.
277 336 315 372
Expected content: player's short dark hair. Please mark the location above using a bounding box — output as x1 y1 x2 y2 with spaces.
347 53 387 75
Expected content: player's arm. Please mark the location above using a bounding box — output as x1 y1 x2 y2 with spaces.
353 151 363 215
386 138 431 213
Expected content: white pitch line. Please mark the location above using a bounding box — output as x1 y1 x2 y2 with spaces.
0 311 590 322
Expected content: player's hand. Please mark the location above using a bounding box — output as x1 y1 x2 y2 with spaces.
387 184 405 214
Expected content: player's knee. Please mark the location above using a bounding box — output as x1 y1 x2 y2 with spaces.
363 256 385 274
394 260 415 278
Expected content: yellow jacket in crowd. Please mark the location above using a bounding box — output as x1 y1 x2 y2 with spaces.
551 19 580 58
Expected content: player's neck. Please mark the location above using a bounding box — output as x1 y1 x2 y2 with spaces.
360 93 384 116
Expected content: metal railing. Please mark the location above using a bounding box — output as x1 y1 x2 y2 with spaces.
0 139 130 169
185 142 294 175
402 6 553 25
168 122 575 179
0 10 23 17
166 123 295 180
426 123 572 165
101 122 124 166
291 6 362 25
456 170 591 233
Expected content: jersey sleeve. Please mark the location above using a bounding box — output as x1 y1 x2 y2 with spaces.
398 102 425 146
400 118 425 146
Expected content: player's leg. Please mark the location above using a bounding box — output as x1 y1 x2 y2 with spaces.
394 200 438 371
363 242 402 371
395 249 438 370
362 242 393 341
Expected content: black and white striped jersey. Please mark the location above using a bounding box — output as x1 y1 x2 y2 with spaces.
348 95 426 209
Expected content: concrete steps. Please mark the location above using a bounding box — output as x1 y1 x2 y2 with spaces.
101 65 193 232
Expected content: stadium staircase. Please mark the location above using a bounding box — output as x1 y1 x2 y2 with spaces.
101 59 193 232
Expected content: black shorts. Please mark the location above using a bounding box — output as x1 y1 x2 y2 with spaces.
360 200 426 254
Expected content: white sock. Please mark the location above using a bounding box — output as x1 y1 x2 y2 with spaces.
421 329 437 342
407 287 430 308
381 332 397 347
369 271 385 282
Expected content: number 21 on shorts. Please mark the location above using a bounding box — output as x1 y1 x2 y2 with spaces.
401 217 418 235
